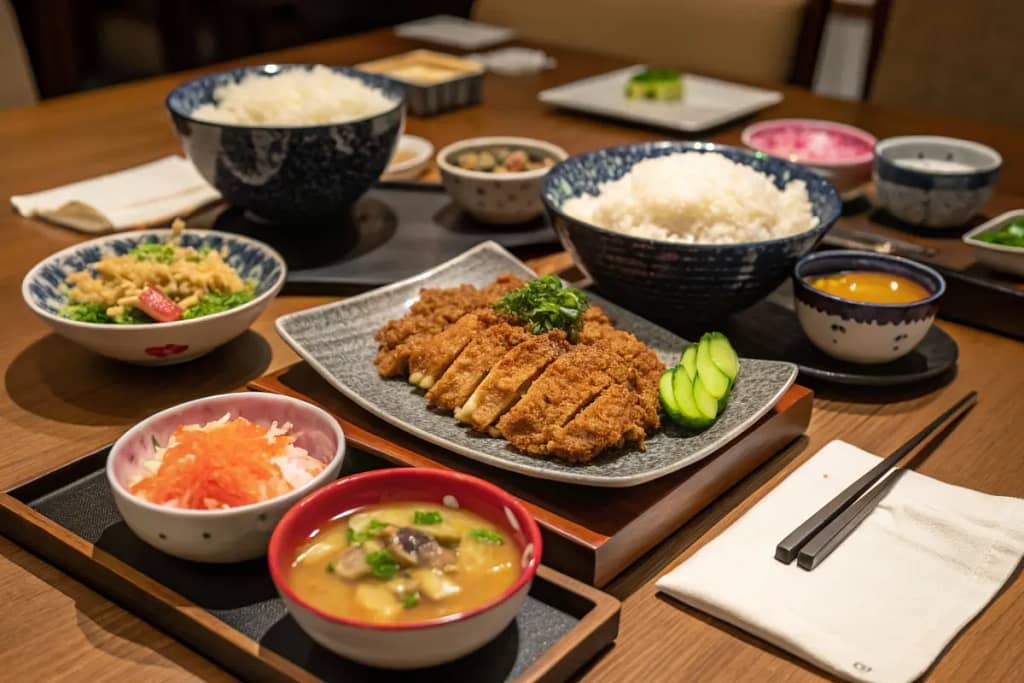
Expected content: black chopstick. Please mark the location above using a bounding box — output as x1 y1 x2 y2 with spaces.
774 390 978 565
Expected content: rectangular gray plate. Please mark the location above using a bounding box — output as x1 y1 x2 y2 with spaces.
276 242 797 487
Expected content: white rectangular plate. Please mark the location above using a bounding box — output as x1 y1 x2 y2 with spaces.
276 242 797 487
539 65 783 133
395 15 515 50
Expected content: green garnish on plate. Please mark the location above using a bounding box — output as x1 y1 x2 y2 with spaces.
467 529 504 544
413 510 443 525
493 275 589 342
401 593 420 608
975 220 1024 248
626 68 683 101
181 288 256 320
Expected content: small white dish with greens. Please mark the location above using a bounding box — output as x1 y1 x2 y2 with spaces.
23 223 285 365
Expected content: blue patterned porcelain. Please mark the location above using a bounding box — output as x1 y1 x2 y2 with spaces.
22 229 286 365
873 136 1001 229
542 141 841 322
166 64 405 220
793 250 945 364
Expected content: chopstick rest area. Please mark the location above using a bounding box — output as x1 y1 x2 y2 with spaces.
656 440 1024 683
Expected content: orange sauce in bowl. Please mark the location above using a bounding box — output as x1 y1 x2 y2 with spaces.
807 271 930 304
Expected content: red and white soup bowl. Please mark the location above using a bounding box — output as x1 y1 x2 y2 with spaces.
268 468 542 669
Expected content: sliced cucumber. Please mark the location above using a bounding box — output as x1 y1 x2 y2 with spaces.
658 369 684 423
705 332 739 382
680 345 697 381
670 366 712 429
693 375 719 420
695 337 730 400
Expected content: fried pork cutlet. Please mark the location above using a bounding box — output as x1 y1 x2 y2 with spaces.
408 311 495 389
547 383 647 463
373 275 526 378
426 322 531 411
496 343 632 455
455 331 570 431
580 321 664 430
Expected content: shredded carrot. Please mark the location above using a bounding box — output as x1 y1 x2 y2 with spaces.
130 416 324 509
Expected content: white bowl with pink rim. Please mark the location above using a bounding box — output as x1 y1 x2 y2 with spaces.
742 118 876 197
268 468 543 669
106 392 345 563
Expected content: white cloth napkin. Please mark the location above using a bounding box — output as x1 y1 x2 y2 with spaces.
10 156 221 233
657 440 1024 683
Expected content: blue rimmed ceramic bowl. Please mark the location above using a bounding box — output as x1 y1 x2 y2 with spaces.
22 229 286 365
793 250 945 364
542 141 842 322
166 64 405 221
874 135 1001 229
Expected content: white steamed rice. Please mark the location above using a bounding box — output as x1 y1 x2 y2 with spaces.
190 65 395 126
562 152 817 244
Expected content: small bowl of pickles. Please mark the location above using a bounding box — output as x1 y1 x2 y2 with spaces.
793 251 945 364
962 209 1024 277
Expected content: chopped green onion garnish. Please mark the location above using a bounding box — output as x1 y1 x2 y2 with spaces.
401 593 420 608
365 550 399 579
467 529 504 545
413 510 443 525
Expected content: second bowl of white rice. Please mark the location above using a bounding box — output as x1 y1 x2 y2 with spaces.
167 64 405 220
542 142 841 321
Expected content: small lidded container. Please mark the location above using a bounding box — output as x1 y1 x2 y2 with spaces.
356 49 484 116
793 250 945 364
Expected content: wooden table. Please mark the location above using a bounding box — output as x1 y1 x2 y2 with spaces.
2 29 1022 683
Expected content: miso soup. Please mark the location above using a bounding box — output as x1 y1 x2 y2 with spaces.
807 271 930 304
287 502 522 623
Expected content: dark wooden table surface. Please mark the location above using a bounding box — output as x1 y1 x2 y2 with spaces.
1 28 1022 683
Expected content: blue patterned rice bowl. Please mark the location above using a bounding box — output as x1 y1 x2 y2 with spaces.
542 141 841 322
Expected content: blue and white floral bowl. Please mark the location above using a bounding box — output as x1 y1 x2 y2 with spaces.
874 136 1001 229
166 64 405 221
22 229 286 365
542 141 842 322
793 250 945 364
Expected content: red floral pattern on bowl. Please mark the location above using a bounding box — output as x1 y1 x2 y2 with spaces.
145 344 189 358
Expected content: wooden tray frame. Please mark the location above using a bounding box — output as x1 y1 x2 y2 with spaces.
250 363 814 587
0 447 620 683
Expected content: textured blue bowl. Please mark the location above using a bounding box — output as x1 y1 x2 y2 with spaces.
542 141 842 322
167 64 405 221
22 229 286 364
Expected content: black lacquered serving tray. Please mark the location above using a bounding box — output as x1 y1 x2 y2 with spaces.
0 446 619 683
196 182 558 292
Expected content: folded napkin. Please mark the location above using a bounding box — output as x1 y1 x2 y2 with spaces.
657 440 1024 683
10 156 221 233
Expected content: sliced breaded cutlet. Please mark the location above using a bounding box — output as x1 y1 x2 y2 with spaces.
373 274 526 378
426 322 532 411
546 382 647 463
408 311 495 389
579 322 664 430
455 330 570 432
496 343 632 455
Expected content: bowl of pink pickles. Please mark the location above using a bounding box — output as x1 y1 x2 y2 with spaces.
742 118 876 196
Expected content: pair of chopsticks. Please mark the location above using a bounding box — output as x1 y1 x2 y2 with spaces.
775 390 979 571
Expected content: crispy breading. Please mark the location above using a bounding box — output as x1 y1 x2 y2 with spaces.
497 344 631 454
546 383 647 463
579 322 664 430
426 322 531 411
455 331 570 431
408 311 495 389
373 274 526 377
